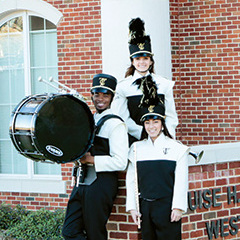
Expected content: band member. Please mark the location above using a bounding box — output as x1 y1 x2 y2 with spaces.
126 102 189 240
62 74 128 240
111 17 178 143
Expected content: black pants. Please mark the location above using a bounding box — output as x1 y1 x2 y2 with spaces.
62 172 118 240
140 197 182 240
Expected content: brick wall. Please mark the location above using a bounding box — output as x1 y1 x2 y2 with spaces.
170 0 240 146
1 1 240 240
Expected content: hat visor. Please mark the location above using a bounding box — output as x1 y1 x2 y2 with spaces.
91 87 113 94
131 52 153 59
140 114 165 123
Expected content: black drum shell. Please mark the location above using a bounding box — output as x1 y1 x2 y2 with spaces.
9 94 94 164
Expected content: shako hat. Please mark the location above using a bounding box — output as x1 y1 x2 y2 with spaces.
128 18 153 58
140 102 166 123
91 73 117 94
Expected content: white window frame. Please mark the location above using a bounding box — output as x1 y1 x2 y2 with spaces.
0 0 65 194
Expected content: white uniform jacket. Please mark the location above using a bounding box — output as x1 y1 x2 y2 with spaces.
126 134 189 213
93 108 129 172
111 71 178 139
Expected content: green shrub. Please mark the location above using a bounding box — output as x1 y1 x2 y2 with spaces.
0 204 65 240
0 203 29 230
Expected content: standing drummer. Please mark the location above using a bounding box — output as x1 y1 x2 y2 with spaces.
62 73 128 240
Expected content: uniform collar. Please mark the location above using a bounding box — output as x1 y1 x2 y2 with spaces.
147 132 166 146
132 71 150 82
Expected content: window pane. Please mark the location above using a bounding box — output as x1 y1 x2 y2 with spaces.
30 16 44 31
30 18 58 95
0 22 8 33
0 105 10 139
11 146 28 174
11 69 25 104
9 33 24 66
46 32 57 66
30 32 46 67
0 141 27 174
0 70 10 104
34 162 61 175
46 20 55 30
0 141 13 173
8 17 23 32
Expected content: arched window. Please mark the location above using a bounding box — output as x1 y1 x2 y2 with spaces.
0 0 65 193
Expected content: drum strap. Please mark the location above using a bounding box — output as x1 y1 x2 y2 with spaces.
95 114 124 135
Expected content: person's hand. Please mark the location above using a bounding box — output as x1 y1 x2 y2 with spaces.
130 209 141 227
80 152 94 164
171 209 183 222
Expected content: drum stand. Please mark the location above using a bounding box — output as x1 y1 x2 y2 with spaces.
71 161 87 187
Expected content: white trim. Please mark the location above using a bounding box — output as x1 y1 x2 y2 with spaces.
0 0 63 26
0 177 66 193
188 142 240 166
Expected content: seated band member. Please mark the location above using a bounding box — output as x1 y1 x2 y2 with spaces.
62 74 128 240
111 18 178 143
126 102 189 240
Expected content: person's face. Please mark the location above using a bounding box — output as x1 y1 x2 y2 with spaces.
91 92 112 113
132 56 152 75
144 118 162 142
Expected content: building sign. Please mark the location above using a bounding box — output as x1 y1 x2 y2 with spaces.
188 186 240 239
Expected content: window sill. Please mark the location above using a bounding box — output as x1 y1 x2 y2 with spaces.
0 177 66 194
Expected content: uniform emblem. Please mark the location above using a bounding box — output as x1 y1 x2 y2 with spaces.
163 148 170 155
137 43 145 50
148 105 155 113
99 77 107 86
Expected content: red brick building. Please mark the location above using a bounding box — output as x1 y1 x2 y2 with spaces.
0 0 240 239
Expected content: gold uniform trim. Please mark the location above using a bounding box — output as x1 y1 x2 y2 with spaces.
99 77 107 86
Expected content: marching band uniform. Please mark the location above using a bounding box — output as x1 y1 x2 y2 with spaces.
111 17 178 141
111 71 178 139
62 74 128 240
126 103 189 240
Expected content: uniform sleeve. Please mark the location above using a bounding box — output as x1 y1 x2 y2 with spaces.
94 122 129 172
164 81 179 139
111 84 142 140
171 147 190 212
126 145 137 212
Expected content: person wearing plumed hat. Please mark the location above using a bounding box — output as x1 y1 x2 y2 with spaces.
62 74 128 240
126 101 189 240
111 17 178 144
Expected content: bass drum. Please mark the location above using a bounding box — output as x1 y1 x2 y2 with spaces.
9 94 95 164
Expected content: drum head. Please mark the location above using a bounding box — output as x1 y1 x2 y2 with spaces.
33 94 94 163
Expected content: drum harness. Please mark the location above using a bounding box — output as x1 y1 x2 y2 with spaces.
71 114 123 187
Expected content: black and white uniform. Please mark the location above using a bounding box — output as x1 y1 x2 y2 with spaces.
111 71 178 139
62 109 128 240
126 134 189 240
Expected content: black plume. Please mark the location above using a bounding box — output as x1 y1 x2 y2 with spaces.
129 18 149 44
133 75 161 107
